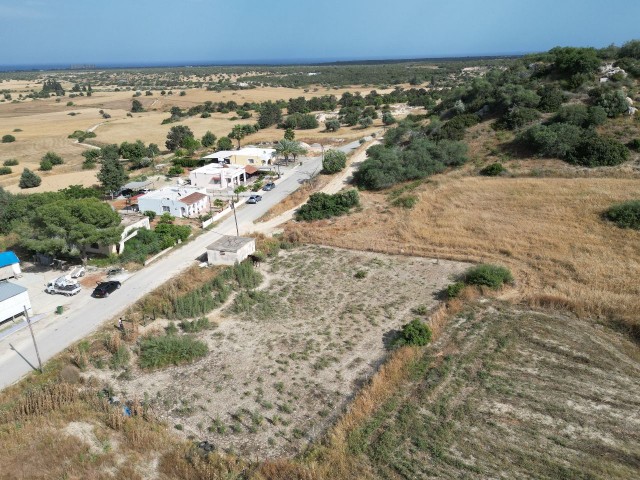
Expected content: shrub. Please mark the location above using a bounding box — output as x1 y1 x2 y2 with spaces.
143 210 156 221
446 282 465 299
39 159 53 171
627 139 640 151
464 264 513 289
604 200 640 230
167 166 184 176
354 270 367 279
325 119 341 132
0 166 11 175
296 190 359 221
3 159 18 166
391 195 418 209
2 134 16 143
394 319 432 347
480 163 505 176
82 160 96 170
43 151 64 166
322 149 347 174
567 135 629 167
179 317 212 333
139 335 208 369
19 168 41 188
499 107 541 130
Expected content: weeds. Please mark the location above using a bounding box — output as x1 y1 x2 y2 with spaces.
139 335 208 369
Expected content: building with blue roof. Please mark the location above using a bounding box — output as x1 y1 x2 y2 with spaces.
0 251 21 281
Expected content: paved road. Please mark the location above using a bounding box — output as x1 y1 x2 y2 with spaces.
0 140 363 389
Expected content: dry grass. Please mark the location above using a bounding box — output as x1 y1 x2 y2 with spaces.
285 175 640 337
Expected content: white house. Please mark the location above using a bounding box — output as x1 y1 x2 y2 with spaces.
206 236 256 265
202 147 276 166
138 187 209 218
0 251 21 282
0 282 32 323
85 213 151 256
190 163 247 192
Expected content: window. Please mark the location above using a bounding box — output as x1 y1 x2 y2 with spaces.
162 206 170 212
248 158 255 164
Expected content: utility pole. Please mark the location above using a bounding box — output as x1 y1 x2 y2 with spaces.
24 307 43 373
229 199 239 237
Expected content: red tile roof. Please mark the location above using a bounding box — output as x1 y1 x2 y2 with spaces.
180 192 208 205
245 165 259 174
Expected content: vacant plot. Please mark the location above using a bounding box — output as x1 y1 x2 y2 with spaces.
285 176 640 336
86 246 468 458
341 304 640 479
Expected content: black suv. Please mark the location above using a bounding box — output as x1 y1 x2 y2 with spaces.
93 281 121 298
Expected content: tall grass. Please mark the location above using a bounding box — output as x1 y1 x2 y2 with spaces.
139 335 208 369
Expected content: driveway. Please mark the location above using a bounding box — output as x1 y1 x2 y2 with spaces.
0 139 364 389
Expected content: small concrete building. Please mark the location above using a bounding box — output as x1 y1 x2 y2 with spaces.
206 236 256 265
190 163 247 192
85 213 151 256
138 187 209 218
202 147 276 166
0 251 21 282
0 282 32 323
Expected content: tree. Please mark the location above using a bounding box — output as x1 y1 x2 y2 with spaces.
229 124 251 148
165 125 194 151
322 149 347 174
258 101 282 128
98 158 127 196
119 140 146 160
233 185 247 201
619 40 640 60
217 136 233 151
550 47 601 77
274 139 307 165
19 169 42 189
358 116 373 129
147 143 160 157
382 112 396 126
131 99 144 113
201 131 217 148
284 128 295 141
182 136 201 154
325 119 341 132
21 198 123 262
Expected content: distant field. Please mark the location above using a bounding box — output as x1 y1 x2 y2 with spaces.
0 84 402 192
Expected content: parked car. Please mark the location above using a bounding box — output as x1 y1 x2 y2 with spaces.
247 194 263 204
262 182 276 191
93 281 121 298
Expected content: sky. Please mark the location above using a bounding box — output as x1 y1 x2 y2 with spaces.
0 0 639 67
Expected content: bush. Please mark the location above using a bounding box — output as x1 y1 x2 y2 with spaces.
325 119 341 132
604 200 640 230
498 107 541 130
446 282 465 299
0 166 11 175
479 163 505 176
464 264 513 289
19 168 41 188
39 159 53 171
296 190 359 221
568 135 629 167
139 335 208 369
391 195 418 209
627 138 640 151
3 159 18 166
179 317 212 333
167 166 184 176
354 270 367 279
143 210 156 221
322 149 347 174
394 319 432 347
42 151 64 166
2 134 16 143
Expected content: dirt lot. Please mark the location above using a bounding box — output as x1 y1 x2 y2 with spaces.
87 245 468 458
349 303 640 479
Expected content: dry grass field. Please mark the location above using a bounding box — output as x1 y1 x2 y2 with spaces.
285 174 640 337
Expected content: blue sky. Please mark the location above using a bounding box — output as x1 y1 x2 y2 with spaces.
0 0 639 66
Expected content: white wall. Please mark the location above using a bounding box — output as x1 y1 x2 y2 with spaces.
0 291 32 322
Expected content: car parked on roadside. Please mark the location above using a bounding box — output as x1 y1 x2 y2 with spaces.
247 194 263 204
262 182 276 191
93 281 121 298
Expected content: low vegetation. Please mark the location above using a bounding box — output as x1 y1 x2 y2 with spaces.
604 200 640 230
463 263 513 289
296 190 360 221
139 334 208 369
